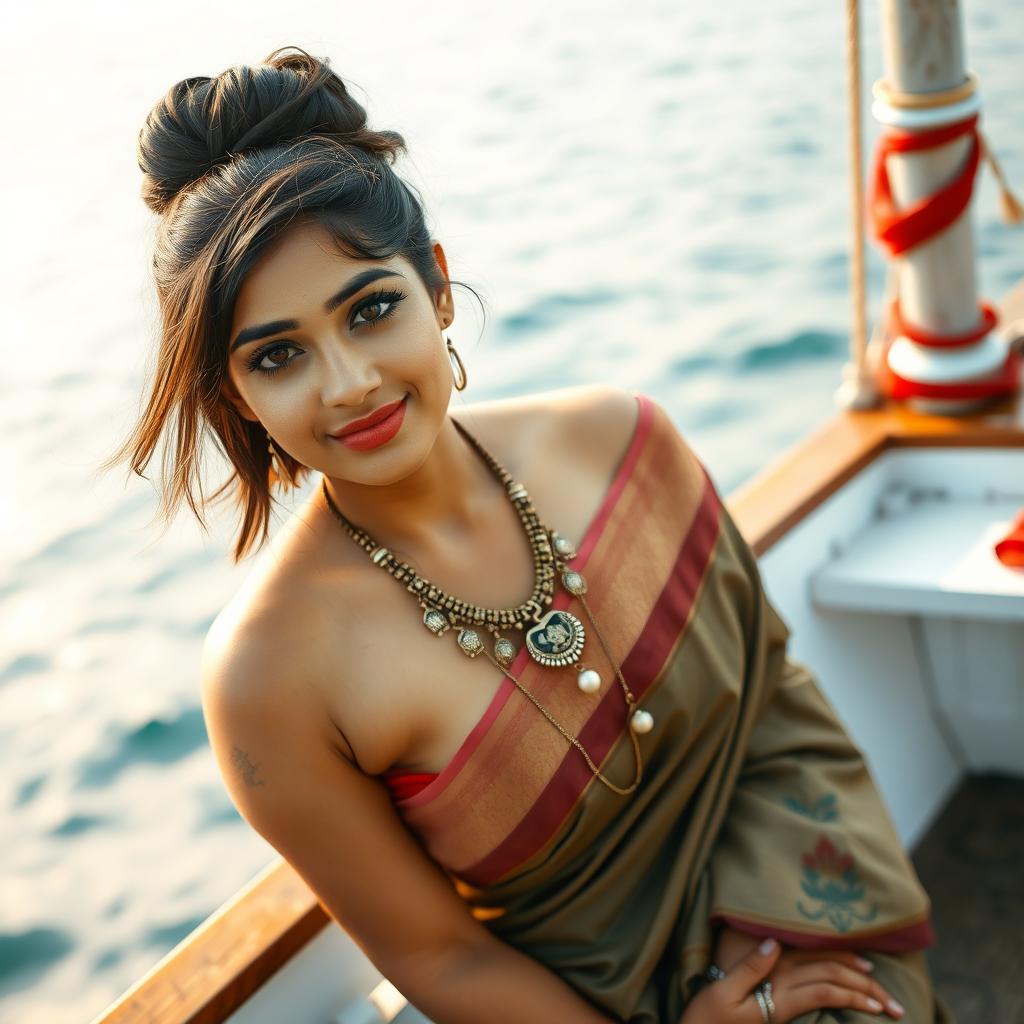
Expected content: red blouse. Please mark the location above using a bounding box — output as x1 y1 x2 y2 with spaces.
381 769 439 802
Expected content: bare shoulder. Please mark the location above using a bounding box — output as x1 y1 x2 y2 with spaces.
539 387 710 522
547 384 696 469
200 594 348 805
454 383 643 473
199 558 345 762
200 592 319 734
545 383 642 447
532 384 645 480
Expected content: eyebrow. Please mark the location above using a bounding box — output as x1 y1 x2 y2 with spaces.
229 268 407 353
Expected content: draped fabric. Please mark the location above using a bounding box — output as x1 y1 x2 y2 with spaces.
386 391 952 1023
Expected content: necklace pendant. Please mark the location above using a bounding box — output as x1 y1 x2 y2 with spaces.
577 667 601 693
423 608 451 636
562 569 587 596
493 635 517 666
457 629 485 658
525 608 586 667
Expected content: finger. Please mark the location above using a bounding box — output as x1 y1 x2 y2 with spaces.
719 937 782 1002
785 964 906 1019
774 980 895 1020
782 962 905 1019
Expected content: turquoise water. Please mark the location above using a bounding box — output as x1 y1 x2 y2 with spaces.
2 1 1021 1019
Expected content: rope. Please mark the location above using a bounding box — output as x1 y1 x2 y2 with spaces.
872 71 979 111
843 0 868 391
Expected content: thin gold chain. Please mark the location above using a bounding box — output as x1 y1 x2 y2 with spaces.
479 588 644 796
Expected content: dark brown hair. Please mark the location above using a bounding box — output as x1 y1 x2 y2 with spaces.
103 45 483 562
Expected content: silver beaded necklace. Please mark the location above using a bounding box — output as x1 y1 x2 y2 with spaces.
320 416 652 795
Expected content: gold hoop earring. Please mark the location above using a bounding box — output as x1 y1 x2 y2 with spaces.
446 336 468 391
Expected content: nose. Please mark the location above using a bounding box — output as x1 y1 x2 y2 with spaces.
318 337 384 407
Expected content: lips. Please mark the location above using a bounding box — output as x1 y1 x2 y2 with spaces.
331 395 407 438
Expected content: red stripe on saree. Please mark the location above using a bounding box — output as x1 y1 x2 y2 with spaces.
461 465 724 886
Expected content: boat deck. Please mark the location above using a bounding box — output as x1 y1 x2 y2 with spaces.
911 772 1024 1021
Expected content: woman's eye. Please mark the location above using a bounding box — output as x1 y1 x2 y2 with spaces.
247 343 300 376
244 288 406 377
351 288 406 329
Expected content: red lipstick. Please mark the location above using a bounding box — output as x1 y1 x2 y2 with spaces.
331 395 408 451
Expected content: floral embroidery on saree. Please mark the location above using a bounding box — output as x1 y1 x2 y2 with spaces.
797 835 881 932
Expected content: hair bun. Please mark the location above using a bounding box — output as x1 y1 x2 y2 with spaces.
137 45 403 215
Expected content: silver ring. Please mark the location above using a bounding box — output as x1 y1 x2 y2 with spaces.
754 981 776 1024
753 987 770 1023
706 962 727 982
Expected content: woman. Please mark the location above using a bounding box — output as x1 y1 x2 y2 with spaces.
108 45 953 1024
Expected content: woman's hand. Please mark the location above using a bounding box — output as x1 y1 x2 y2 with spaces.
677 935 907 1023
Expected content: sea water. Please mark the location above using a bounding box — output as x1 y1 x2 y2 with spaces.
1 0 1021 1019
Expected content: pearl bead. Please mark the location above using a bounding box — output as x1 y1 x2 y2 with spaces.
630 709 654 734
577 668 602 693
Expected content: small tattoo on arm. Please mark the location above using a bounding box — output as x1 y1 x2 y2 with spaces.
231 745 266 787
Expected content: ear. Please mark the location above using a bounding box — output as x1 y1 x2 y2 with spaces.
220 374 260 423
431 240 455 329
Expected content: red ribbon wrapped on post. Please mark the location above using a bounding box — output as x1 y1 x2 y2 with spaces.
867 108 1023 404
870 113 983 258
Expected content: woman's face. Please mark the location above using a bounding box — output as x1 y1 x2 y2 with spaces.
222 219 455 485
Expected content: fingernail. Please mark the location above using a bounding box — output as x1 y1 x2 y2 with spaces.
857 956 874 971
866 998 883 1012
759 938 777 954
888 998 905 1016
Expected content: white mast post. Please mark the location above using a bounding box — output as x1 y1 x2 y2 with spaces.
872 0 1014 414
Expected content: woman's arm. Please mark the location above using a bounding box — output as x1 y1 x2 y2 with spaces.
200 619 617 1024
435 941 617 1024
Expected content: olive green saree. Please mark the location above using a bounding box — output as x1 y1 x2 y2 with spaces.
388 391 951 1023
